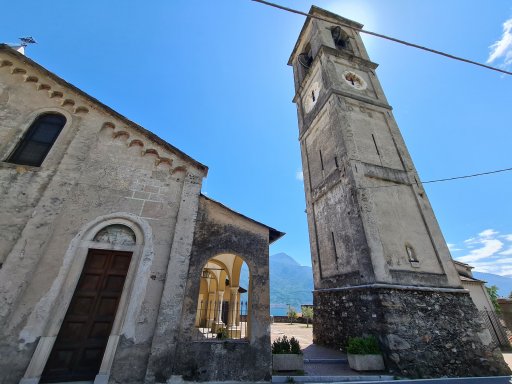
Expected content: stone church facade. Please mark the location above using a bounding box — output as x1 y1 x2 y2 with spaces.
0 44 282 384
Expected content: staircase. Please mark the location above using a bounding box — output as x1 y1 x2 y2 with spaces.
273 345 393 383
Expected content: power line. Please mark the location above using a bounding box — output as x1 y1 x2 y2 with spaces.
423 166 512 184
250 1 511 186
251 0 512 76
360 166 512 189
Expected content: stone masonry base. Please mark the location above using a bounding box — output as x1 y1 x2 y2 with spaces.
313 287 511 378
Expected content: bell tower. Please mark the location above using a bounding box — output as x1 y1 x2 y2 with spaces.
289 6 510 377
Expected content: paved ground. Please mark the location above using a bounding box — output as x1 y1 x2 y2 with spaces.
271 322 314 350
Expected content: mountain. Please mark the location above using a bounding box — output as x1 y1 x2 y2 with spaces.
269 253 313 315
473 272 512 297
263 254 512 314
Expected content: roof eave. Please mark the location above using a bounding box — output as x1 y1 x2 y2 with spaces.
201 194 285 244
0 44 208 176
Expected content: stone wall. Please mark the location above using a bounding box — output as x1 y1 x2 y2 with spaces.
313 287 511 378
146 196 272 383
0 47 207 384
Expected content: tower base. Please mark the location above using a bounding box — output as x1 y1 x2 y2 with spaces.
313 286 511 378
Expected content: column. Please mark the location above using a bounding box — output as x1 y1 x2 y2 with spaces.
211 291 224 333
227 287 239 327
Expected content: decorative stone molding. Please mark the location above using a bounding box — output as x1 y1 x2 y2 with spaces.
61 99 75 107
100 121 189 176
12 67 27 75
24 75 38 83
0 59 89 115
0 59 13 67
37 84 51 91
49 90 63 98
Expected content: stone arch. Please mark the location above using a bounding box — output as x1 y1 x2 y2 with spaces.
20 213 154 384
128 139 144 148
112 130 130 141
0 59 13 67
25 75 38 83
331 26 352 51
194 253 251 340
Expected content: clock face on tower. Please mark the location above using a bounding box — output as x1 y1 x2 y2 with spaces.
343 71 367 90
304 81 321 113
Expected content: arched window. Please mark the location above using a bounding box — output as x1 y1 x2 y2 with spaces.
7 113 66 166
331 26 352 52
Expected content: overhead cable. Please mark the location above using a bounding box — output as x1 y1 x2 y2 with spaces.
359 167 512 189
251 0 512 76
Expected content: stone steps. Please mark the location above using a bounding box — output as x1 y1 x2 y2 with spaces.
304 358 348 364
272 375 395 383
273 358 393 383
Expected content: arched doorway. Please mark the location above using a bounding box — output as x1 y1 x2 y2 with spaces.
194 254 250 340
40 225 136 383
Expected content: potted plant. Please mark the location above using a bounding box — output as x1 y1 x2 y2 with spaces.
346 336 385 371
272 336 304 371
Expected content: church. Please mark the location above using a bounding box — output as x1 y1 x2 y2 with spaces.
0 43 282 384
1 5 511 384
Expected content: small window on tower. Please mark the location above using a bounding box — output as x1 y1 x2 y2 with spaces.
298 44 313 70
405 244 419 265
297 43 313 80
331 26 351 51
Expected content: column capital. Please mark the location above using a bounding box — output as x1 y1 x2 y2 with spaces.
230 286 239 295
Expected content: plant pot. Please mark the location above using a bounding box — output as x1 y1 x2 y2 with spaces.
347 353 385 371
272 354 304 371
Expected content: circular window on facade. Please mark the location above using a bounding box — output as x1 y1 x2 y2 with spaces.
343 71 367 90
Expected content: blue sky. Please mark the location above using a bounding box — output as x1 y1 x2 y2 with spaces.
2 1 511 274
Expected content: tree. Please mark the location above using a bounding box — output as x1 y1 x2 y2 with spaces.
486 285 501 313
302 306 313 328
287 306 298 324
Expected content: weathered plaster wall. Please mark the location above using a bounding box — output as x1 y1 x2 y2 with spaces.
0 50 206 384
290 9 508 379
292 9 462 290
145 196 272 383
313 287 511 378
462 281 495 312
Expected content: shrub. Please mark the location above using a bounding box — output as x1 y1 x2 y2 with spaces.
216 328 229 340
272 335 302 354
290 336 301 354
346 336 381 355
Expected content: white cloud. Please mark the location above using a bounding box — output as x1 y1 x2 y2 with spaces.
487 18 512 68
457 238 503 264
447 243 462 252
499 247 512 256
479 229 499 238
452 228 512 275
295 170 304 181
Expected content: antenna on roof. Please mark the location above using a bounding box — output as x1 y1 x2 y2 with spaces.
19 36 37 47
11 36 37 55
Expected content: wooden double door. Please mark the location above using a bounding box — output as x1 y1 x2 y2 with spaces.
41 249 132 382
